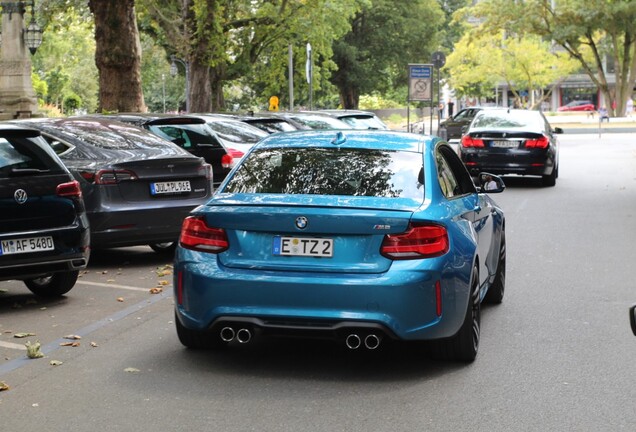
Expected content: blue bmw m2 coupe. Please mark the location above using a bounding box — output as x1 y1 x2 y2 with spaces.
174 129 506 362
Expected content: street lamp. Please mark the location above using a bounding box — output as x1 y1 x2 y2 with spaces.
170 54 190 112
0 0 42 55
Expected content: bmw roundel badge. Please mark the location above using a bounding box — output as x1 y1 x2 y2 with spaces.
14 189 28 204
295 216 308 230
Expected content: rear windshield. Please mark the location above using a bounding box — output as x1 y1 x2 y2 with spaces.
148 123 222 148
205 121 268 144
471 111 545 130
0 137 64 177
340 116 388 130
223 147 423 198
44 121 178 150
245 119 298 134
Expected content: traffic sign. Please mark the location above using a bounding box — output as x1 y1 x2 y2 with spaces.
408 64 432 101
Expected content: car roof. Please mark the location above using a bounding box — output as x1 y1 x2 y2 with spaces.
0 123 42 138
87 113 206 126
257 129 431 152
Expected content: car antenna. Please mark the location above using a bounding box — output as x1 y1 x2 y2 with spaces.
331 131 347 145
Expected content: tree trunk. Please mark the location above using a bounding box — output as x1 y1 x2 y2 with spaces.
89 0 146 112
339 87 359 109
188 60 212 113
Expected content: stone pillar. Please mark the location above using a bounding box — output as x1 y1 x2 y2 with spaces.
0 0 38 120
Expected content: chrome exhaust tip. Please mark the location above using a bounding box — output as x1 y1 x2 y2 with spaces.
364 334 381 350
345 333 362 350
236 328 252 344
220 326 235 342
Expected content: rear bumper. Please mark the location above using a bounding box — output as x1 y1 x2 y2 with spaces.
174 247 472 342
87 202 203 248
460 149 556 177
0 220 90 281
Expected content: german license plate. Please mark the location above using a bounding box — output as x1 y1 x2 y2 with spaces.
490 140 519 148
150 180 191 195
0 236 54 256
273 236 333 257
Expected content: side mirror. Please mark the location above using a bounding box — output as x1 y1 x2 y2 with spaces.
477 172 505 193
553 127 564 134
630 304 636 336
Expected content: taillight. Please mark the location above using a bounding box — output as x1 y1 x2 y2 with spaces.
56 180 82 198
524 136 549 148
221 154 234 169
461 136 485 148
198 163 213 180
179 216 228 253
80 169 138 185
380 223 449 260
228 148 244 159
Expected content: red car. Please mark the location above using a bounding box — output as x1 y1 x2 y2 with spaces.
557 100 595 112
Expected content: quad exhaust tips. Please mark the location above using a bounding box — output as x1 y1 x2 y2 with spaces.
345 333 382 350
220 326 252 344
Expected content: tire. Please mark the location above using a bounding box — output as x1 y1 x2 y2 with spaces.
24 271 79 297
542 167 557 187
149 242 177 255
430 266 481 362
175 313 227 350
484 231 505 304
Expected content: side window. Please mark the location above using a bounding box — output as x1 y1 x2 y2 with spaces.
438 144 476 196
436 151 460 198
40 135 73 156
150 126 191 149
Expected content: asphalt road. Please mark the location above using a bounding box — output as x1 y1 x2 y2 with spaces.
1 133 635 431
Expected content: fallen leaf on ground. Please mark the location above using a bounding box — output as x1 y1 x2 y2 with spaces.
149 287 163 294
124 367 140 373
14 332 36 338
90 342 98 347
60 342 80 347
0 381 10 391
157 280 169 286
25 341 44 359
116 297 124 302
63 334 82 340
50 360 63 366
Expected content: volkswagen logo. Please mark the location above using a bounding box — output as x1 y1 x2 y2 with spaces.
295 216 308 230
14 189 28 204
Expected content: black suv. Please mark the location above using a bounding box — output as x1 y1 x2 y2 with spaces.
0 125 90 297
89 114 233 189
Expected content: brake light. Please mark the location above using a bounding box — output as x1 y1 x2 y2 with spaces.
524 136 549 148
221 154 234 169
56 180 82 198
380 223 449 260
461 136 485 148
179 216 228 253
198 163 213 180
80 169 138 185
228 148 244 159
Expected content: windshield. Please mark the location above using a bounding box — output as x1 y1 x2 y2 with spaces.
471 110 545 130
223 147 423 199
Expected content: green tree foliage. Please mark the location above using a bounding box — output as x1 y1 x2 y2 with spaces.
468 0 636 116
330 0 445 108
445 31 578 108
32 3 98 112
138 0 361 112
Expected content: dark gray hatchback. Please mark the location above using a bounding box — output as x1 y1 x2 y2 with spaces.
0 125 90 297
9 117 213 254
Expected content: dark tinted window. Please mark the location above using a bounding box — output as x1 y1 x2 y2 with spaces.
0 137 64 177
205 121 268 143
471 110 544 130
43 121 177 150
223 147 423 198
148 124 222 148
245 119 298 133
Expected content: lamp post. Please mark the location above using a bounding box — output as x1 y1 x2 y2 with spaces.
0 0 43 119
170 55 189 113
